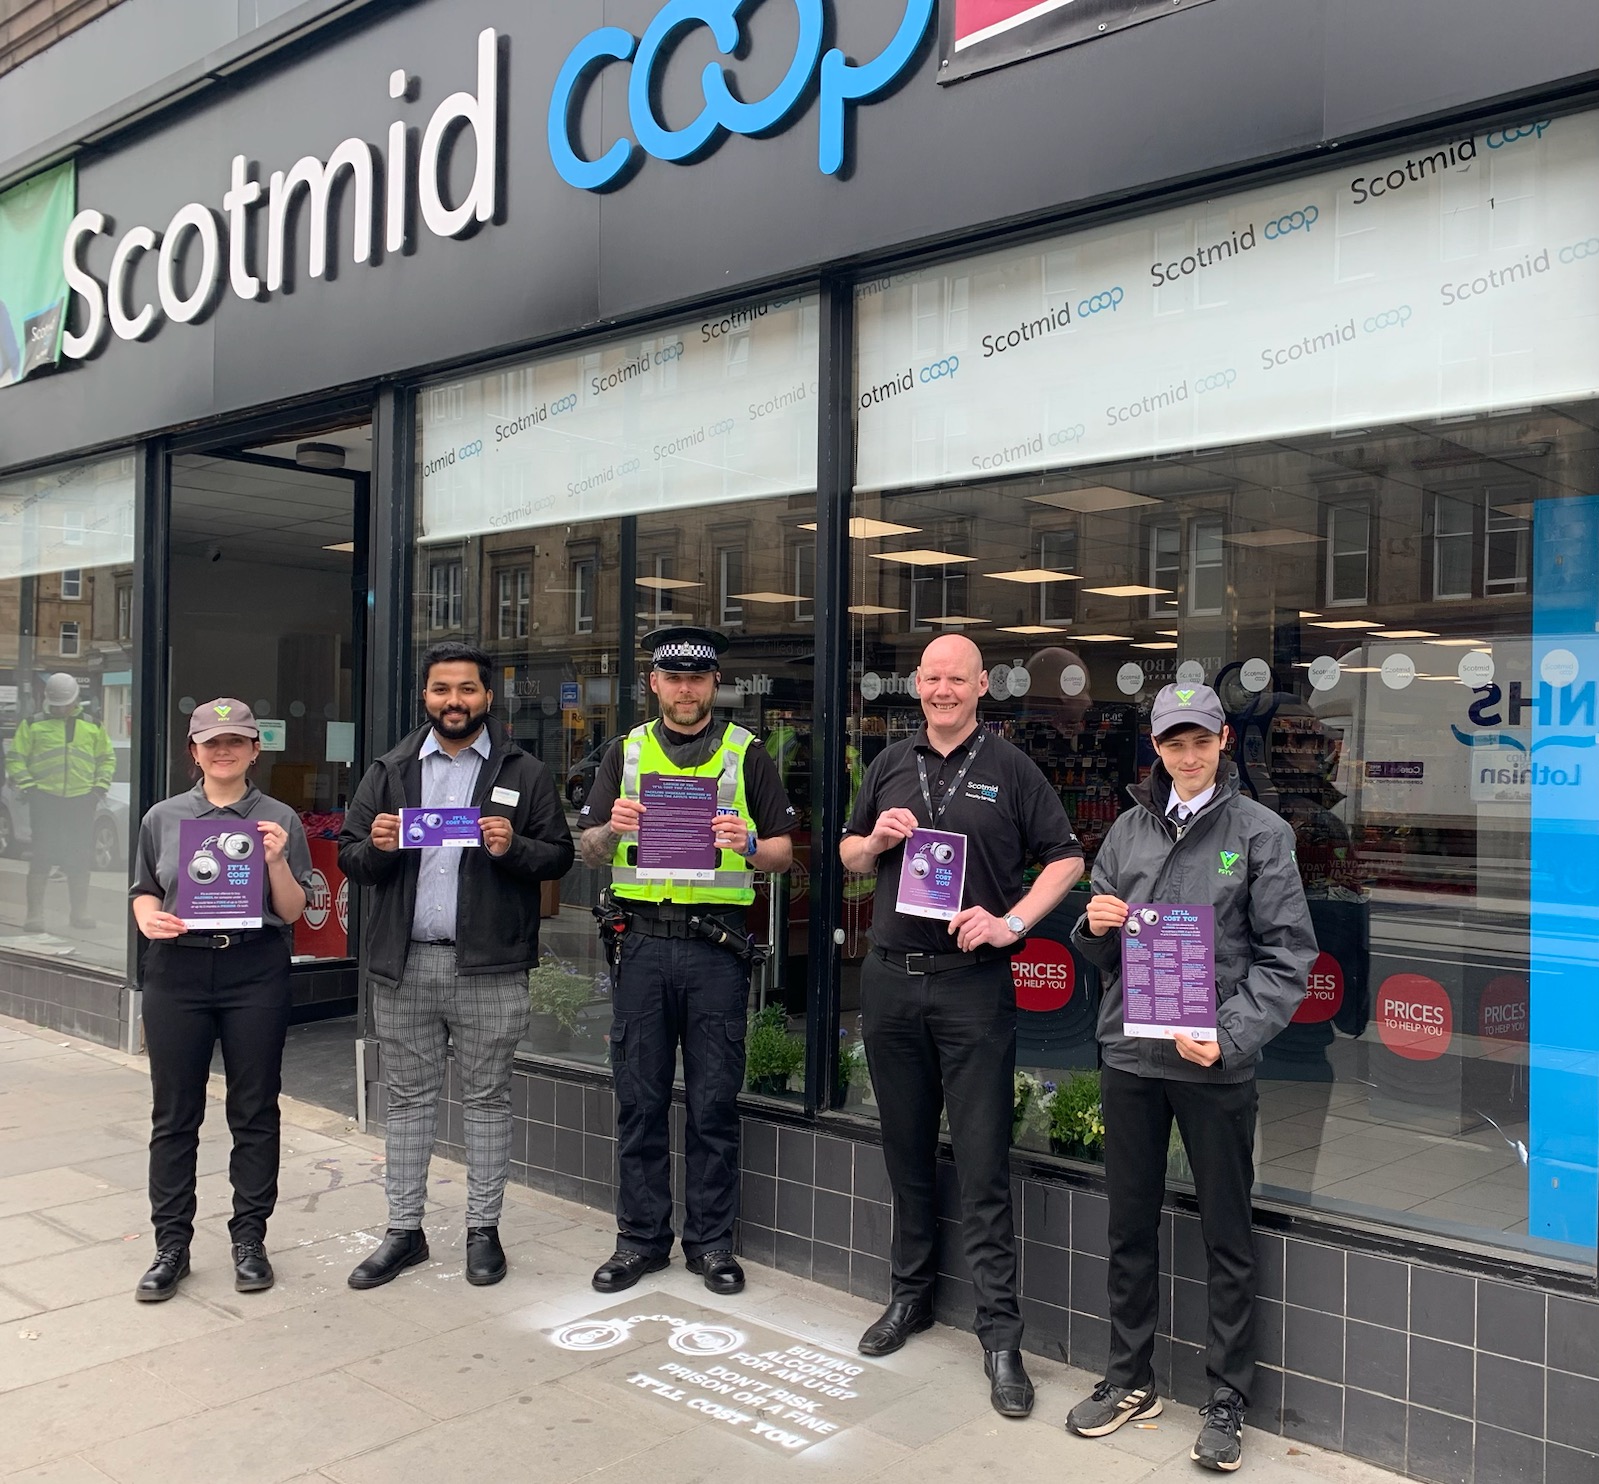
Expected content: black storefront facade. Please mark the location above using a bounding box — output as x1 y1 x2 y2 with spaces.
2 3 1599 1480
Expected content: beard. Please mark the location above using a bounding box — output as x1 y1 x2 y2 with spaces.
662 693 714 730
428 699 490 739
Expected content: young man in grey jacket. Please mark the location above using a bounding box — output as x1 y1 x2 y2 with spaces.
1065 682 1315 1472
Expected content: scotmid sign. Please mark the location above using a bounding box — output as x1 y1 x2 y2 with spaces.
56 2 935 363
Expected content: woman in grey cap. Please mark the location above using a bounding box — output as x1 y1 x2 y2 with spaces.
128 699 314 1303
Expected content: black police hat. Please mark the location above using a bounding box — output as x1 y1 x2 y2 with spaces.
641 626 729 673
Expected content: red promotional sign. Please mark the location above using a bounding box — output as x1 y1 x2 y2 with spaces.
293 835 349 959
1012 936 1075 1012
1293 951 1344 1024
1478 974 1529 1043
1376 973 1453 1061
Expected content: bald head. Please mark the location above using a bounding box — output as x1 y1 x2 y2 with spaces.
916 634 988 745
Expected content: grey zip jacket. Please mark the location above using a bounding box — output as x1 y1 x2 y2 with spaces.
1070 757 1316 1083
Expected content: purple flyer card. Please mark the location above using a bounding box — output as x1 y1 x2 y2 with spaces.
176 817 265 929
400 806 482 848
634 774 719 880
1121 903 1217 1041
895 828 968 922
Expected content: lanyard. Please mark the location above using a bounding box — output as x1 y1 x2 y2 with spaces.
916 730 986 826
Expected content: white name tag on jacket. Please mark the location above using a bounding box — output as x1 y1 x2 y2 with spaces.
490 786 519 805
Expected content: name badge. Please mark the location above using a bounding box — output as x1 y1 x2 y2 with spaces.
490 786 519 805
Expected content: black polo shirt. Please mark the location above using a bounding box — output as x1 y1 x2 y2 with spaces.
844 723 1083 954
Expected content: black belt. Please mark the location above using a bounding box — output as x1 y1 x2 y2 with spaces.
625 915 698 940
413 938 455 947
874 945 1005 975
168 929 270 951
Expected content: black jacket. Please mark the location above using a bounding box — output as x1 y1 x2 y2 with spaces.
338 719 575 988
1071 758 1315 1083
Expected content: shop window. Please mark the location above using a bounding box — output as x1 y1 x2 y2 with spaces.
429 559 463 630
1188 516 1225 616
1325 502 1372 607
415 291 819 1090
1039 529 1078 625
1484 487 1530 596
1148 523 1180 617
0 452 137 977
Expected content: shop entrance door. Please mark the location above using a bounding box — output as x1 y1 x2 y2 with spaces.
166 424 369 1037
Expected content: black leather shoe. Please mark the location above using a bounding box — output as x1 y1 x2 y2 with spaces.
465 1226 507 1286
135 1245 190 1302
984 1348 1035 1418
591 1249 670 1292
857 1297 934 1357
685 1250 745 1295
232 1239 274 1292
347 1228 429 1289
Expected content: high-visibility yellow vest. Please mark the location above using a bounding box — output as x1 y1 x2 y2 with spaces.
5 709 114 799
610 720 756 906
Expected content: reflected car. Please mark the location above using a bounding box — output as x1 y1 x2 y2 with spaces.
564 739 610 810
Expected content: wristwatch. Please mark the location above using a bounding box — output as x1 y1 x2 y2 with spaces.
744 830 759 859
1004 913 1026 938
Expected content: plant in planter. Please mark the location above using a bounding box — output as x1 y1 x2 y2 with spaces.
526 955 597 1052
745 1004 804 1095
836 1031 871 1105
1045 1070 1105 1160
1012 1070 1044 1143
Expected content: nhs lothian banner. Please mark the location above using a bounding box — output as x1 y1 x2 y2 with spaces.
940 0 1215 82
0 161 74 389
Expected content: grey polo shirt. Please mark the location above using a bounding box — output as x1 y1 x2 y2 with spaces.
130 780 314 936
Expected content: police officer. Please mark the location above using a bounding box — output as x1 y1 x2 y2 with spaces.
578 626 795 1296
840 634 1085 1419
8 672 114 933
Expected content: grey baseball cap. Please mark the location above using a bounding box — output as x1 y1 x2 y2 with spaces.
188 698 259 743
1150 682 1226 738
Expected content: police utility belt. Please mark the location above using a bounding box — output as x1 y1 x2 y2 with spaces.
595 892 765 966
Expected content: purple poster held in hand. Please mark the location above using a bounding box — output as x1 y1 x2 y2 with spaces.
895 828 968 922
175 818 265 929
1121 903 1217 1041
634 774 719 880
400 806 482 848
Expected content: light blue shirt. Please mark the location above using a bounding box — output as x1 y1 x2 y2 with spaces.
410 728 491 942
1166 781 1216 824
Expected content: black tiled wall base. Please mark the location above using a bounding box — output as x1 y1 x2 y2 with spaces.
0 956 126 1046
367 1060 1599 1484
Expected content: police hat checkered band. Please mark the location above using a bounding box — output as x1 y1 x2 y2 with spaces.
1151 682 1225 737
653 640 719 665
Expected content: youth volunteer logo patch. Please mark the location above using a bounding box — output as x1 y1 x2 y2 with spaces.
1218 850 1240 877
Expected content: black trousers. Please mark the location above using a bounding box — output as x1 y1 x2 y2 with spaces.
142 934 292 1249
26 791 95 917
1101 1066 1259 1401
610 931 750 1260
860 949 1021 1350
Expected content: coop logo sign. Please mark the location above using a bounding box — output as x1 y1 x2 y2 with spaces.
548 0 935 190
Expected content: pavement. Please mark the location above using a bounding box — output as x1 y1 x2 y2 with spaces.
0 1013 1409 1484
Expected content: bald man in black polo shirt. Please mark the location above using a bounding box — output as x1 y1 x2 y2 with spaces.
841 634 1084 1419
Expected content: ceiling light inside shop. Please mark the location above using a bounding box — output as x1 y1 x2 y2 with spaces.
1132 641 1178 650
998 625 1067 635
1075 633 1135 642
985 568 1083 583
798 518 921 538
730 591 805 603
322 541 355 553
1156 629 1180 637
1340 666 1380 673
295 441 345 470
1373 629 1438 639
1029 486 1161 514
847 604 907 615
1224 529 1323 548
1426 638 1492 646
1309 619 1382 629
1299 611 1321 618
926 615 988 626
871 549 978 566
634 576 704 590
1084 584 1173 598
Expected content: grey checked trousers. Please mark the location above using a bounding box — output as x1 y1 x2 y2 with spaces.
375 943 529 1229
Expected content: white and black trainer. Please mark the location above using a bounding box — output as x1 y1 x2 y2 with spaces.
1065 1380 1163 1437
1191 1386 1246 1471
